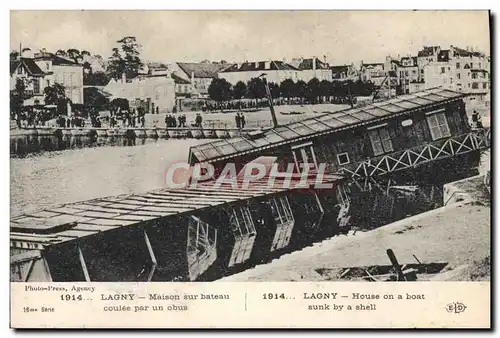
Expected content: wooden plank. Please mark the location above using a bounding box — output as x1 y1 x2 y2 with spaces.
10 216 44 225
116 200 194 211
84 218 137 226
70 204 131 215
104 203 144 211
113 214 157 221
26 211 62 218
73 223 119 232
10 234 60 243
128 196 224 208
145 192 236 203
131 210 175 217
51 206 88 215
76 211 123 219
57 229 97 238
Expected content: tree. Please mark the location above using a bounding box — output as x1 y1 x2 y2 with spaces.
232 81 247 100
268 82 280 99
306 78 320 104
44 82 69 115
10 78 26 115
208 78 232 104
319 80 332 103
293 80 307 104
56 49 68 57
247 77 266 104
110 98 129 115
10 50 19 60
84 87 110 108
279 79 295 104
106 36 143 80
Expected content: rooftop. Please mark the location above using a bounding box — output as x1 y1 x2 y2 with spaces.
189 87 466 164
177 62 230 78
10 58 45 76
220 61 299 73
33 52 82 66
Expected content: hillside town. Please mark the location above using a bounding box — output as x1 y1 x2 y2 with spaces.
10 39 491 129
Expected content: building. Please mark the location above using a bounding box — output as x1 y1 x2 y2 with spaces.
396 56 420 94
359 62 387 86
10 58 46 106
290 57 332 82
32 51 84 105
421 46 490 101
169 62 230 98
148 64 192 97
104 73 176 113
330 64 358 81
218 61 300 85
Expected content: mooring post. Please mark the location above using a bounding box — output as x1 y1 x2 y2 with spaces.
386 248 406 281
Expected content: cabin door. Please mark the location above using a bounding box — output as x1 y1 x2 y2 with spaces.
291 141 318 173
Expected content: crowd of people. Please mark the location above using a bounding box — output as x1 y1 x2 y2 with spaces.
56 115 87 128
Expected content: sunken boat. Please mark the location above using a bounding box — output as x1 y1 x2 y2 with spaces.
11 88 490 282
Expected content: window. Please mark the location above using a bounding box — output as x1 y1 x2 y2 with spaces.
337 152 350 165
457 73 461 80
46 79 50 87
479 63 482 69
472 73 477 79
17 66 22 74
426 111 451 140
292 142 318 172
368 126 393 156
483 83 487 89
441 67 445 74
456 62 460 69
33 78 40 94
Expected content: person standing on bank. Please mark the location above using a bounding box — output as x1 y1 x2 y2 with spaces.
235 113 241 129
241 114 246 129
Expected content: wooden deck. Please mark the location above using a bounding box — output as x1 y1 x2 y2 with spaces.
10 174 342 250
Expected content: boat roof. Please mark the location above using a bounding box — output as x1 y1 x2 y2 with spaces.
10 174 341 248
189 87 466 165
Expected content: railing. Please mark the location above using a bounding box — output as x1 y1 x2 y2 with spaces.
341 128 491 180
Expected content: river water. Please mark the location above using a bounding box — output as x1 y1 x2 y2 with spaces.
10 138 207 216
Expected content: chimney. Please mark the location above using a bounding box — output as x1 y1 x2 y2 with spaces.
254 61 259 68
323 55 327 64
191 71 194 83
312 57 316 70
121 72 126 84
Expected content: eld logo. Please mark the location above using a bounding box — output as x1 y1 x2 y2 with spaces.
446 302 467 314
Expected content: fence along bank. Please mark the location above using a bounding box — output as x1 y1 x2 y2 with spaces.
11 87 490 282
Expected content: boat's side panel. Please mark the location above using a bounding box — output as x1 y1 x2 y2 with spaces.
148 217 190 281
79 226 153 282
45 242 87 282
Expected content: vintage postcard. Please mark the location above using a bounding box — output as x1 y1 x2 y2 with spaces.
9 10 491 328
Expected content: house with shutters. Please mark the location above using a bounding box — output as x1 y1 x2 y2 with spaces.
10 57 46 106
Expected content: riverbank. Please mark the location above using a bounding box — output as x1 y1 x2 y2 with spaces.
220 176 490 282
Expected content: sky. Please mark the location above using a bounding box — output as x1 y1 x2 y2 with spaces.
10 10 491 65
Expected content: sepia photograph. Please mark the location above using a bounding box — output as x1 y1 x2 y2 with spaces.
9 10 490 288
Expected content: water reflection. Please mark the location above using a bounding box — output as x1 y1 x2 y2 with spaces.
10 135 144 158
